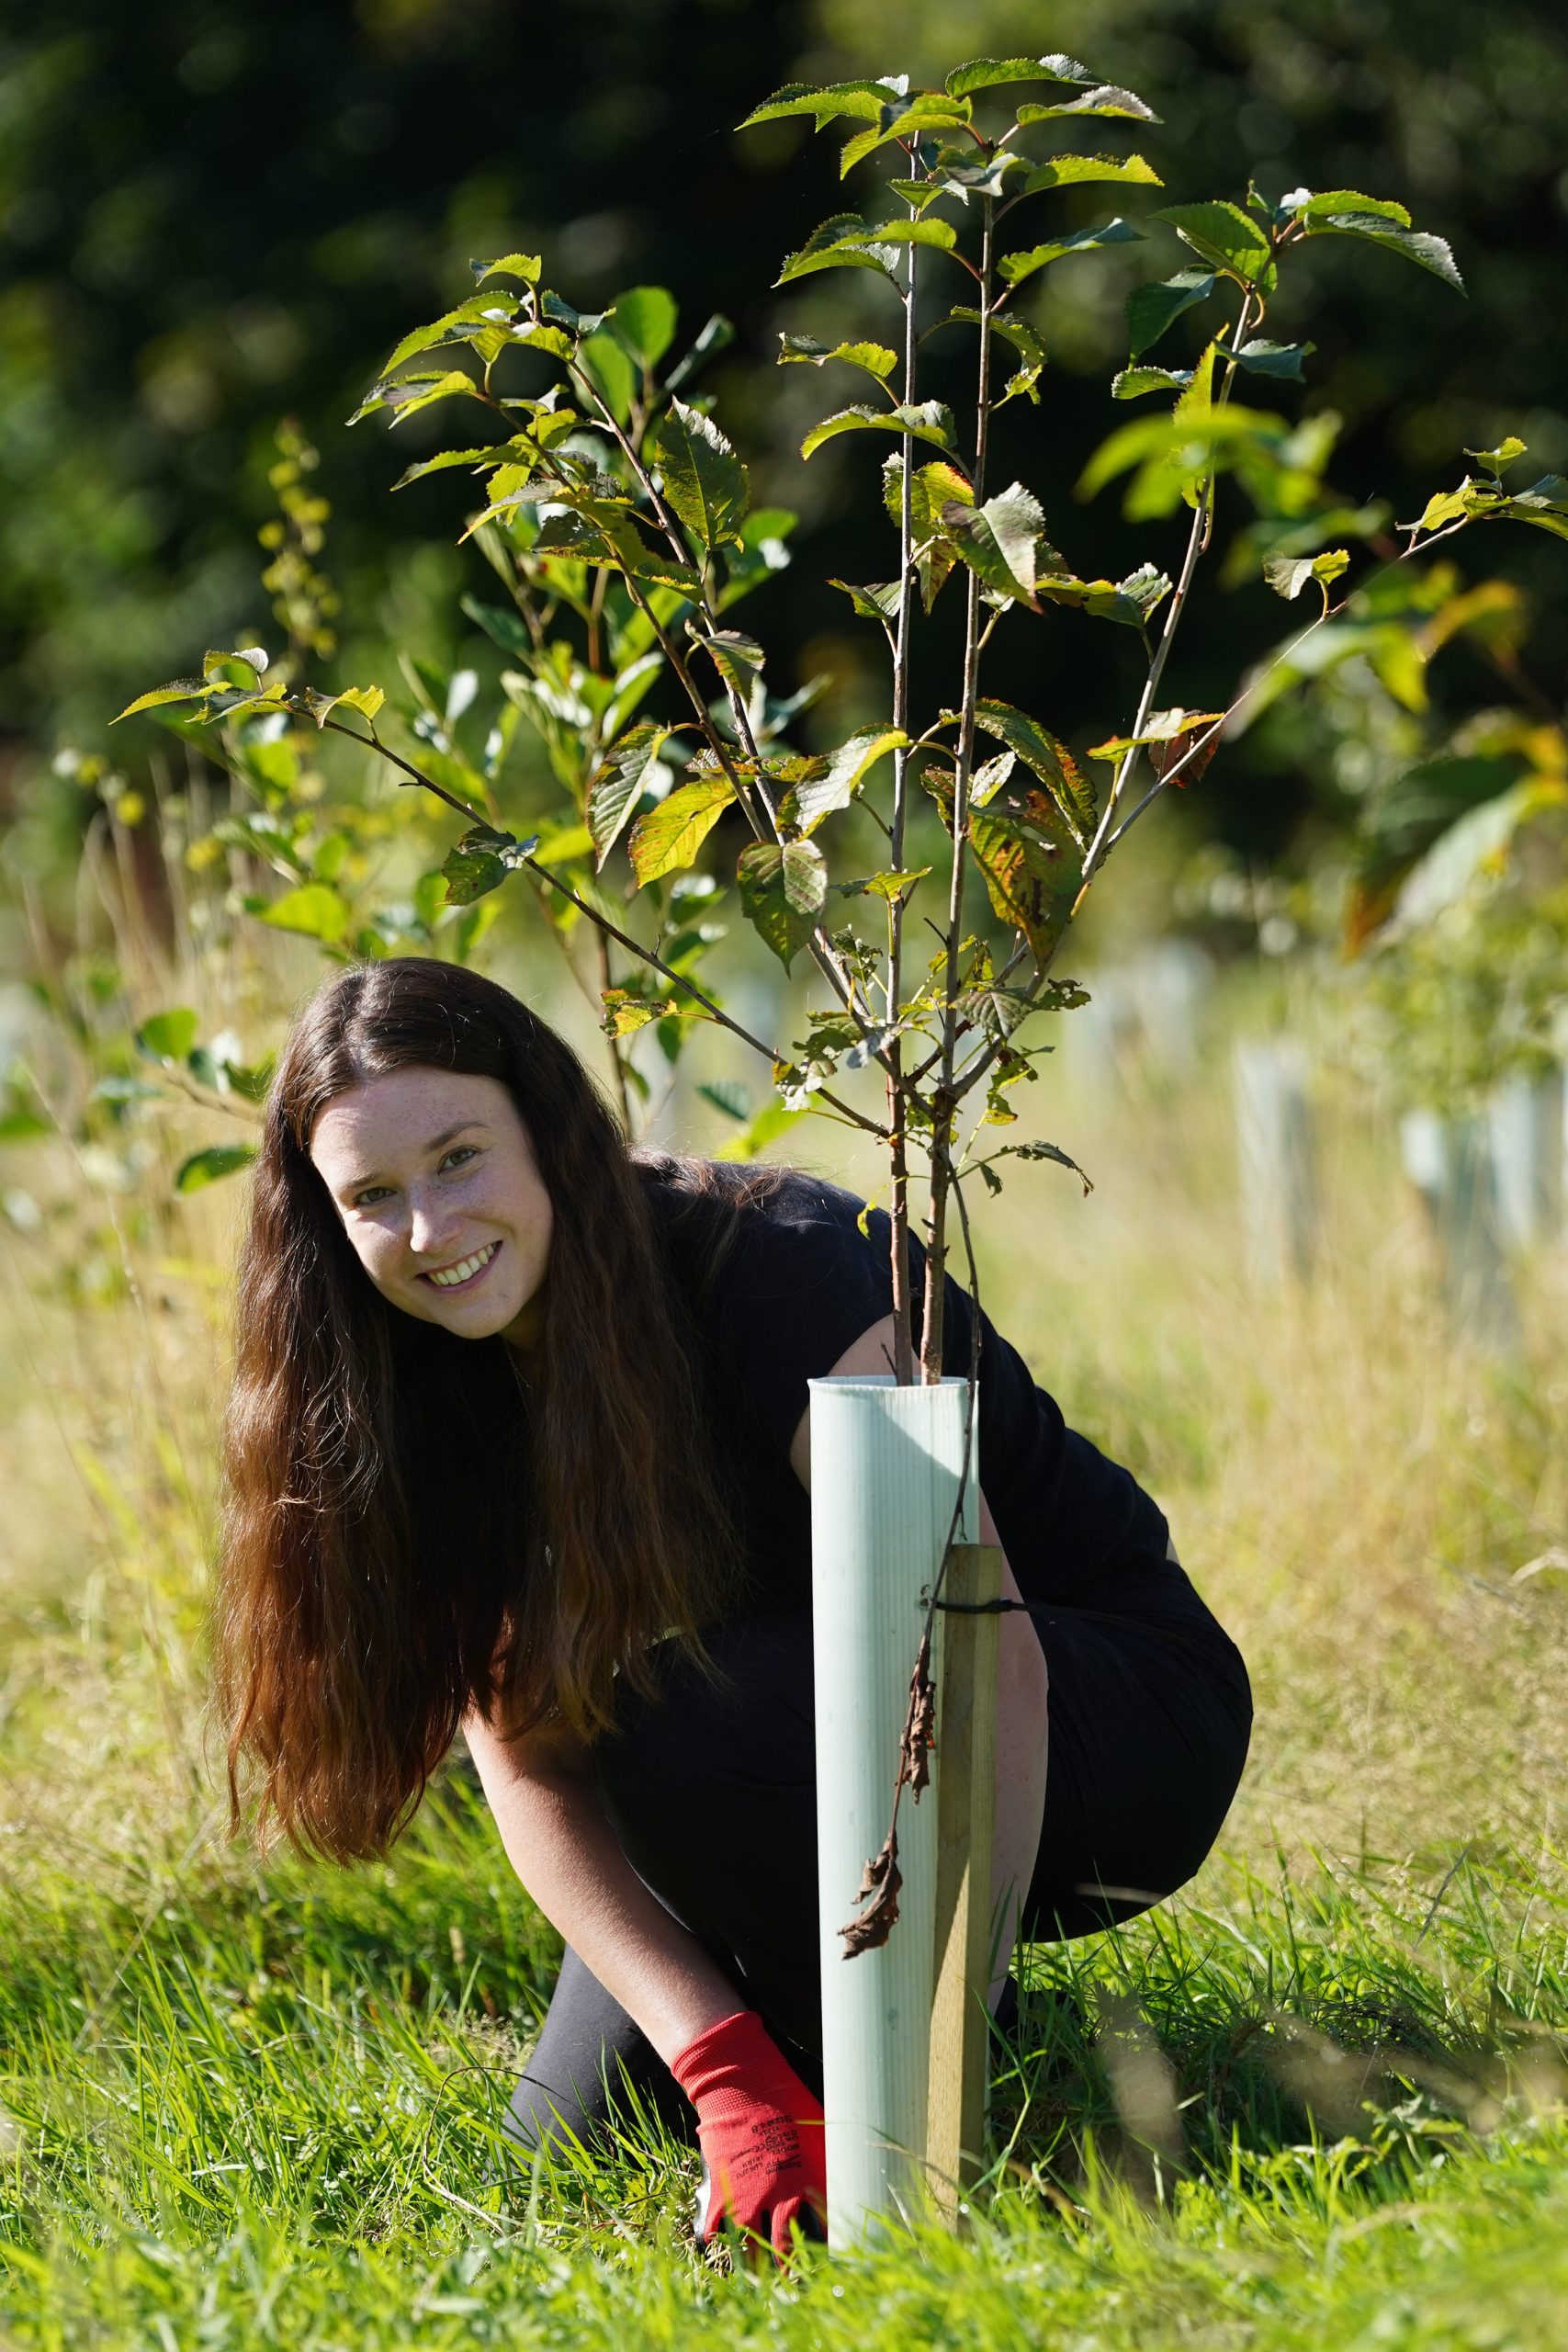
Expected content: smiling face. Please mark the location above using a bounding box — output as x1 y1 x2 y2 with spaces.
308 1065 554 1351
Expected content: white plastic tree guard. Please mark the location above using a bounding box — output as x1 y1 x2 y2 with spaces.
1233 1039 1317 1286
808 1373 978 2245
1399 1107 1517 1349
1487 1071 1565 1250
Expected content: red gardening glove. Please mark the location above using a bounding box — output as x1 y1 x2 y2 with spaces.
669 2009 827 2258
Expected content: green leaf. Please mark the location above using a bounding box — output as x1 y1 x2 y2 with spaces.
606 286 678 370
1263 548 1350 599
627 774 735 886
737 839 828 969
836 865 931 899
203 645 267 680
829 578 902 624
1289 188 1412 229
175 1144 258 1194
857 217 958 251
1156 201 1274 288
1007 1138 1093 1192
739 79 901 130
693 627 765 701
942 482 1047 605
945 53 1099 96
600 989 672 1038
441 825 518 907
510 322 575 360
654 399 750 548
838 95 972 178
335 684 385 722
1301 210 1464 293
1016 86 1159 124
578 327 637 424
795 726 908 833
883 457 976 609
1077 401 1287 517
667 312 735 395
974 699 1095 845
1501 476 1568 540
968 790 1082 964
950 308 1048 404
391 444 515 491
1466 435 1527 476
697 1079 751 1122
350 368 489 428
460 595 533 656
112 680 211 723
136 1008 199 1061
1088 707 1224 762
778 334 899 384
382 293 518 375
1111 366 1194 400
471 251 543 284
587 723 677 868
998 216 1143 287
1124 269 1215 358
259 883 350 943
1021 152 1162 196
801 401 956 460
776 213 902 285
1233 337 1315 380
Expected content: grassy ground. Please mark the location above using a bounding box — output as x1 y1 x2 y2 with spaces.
4 960 1568 2349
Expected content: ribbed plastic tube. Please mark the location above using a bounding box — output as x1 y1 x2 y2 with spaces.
808 1373 978 2245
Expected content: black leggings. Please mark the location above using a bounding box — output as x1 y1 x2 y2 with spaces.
506 1558 1252 2151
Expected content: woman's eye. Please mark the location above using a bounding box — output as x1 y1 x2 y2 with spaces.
440 1146 479 1172
353 1186 392 1208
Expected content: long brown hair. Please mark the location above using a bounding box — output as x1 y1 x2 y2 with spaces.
218 956 774 1860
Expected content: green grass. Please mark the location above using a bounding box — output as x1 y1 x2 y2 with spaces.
4 975 1568 2346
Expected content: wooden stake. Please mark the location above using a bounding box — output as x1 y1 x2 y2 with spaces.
926 1541 1002 2228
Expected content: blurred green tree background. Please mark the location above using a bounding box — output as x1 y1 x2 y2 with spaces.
3 0 1565 873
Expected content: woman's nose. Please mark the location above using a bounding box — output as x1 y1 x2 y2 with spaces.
406 1187 458 1260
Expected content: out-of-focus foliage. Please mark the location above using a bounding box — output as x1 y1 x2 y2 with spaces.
3 0 1566 885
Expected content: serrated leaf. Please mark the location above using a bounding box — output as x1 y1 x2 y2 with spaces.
392 444 515 490
336 684 385 721
1233 337 1315 380
1124 268 1216 358
1008 1137 1092 1191
944 53 1098 96
739 78 901 130
998 215 1144 287
587 723 676 868
627 773 735 885
202 645 268 680
259 882 350 943
801 401 956 460
112 681 212 723
600 988 673 1037
795 726 908 834
776 213 902 286
137 1008 199 1061
835 865 931 899
510 322 574 360
654 399 749 548
942 482 1047 605
1016 86 1159 124
175 1144 258 1194
838 95 972 178
1465 435 1527 476
737 839 828 969
1289 188 1411 229
1088 707 1225 763
694 627 765 700
1303 211 1464 292
1021 151 1162 196
381 293 519 376
1156 200 1274 287
471 251 542 283
829 577 902 624
950 307 1047 404
1263 548 1350 600
973 698 1095 844
778 334 898 384
883 457 975 609
441 824 530 907
1111 365 1194 399
969 787 1082 964
968 750 1017 808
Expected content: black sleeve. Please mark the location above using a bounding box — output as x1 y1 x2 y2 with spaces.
707 1167 1169 1598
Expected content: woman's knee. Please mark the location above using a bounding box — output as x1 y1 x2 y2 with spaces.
593 1614 815 1828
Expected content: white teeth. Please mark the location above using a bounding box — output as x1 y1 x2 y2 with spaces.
426 1242 497 1289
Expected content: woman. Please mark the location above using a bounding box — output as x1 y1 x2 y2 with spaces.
220 956 1251 2256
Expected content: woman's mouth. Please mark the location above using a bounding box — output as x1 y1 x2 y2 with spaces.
421 1240 501 1294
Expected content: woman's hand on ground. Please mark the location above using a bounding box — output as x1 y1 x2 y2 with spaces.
669 2008 827 2260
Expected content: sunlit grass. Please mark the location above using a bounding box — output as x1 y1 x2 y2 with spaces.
3 943 1567 2346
